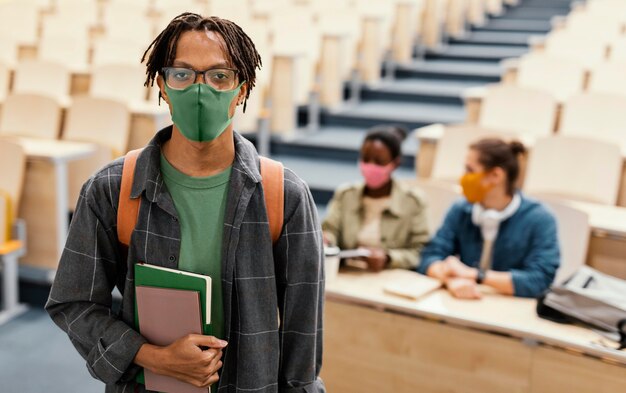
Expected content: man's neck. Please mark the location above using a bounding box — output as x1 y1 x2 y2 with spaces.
162 126 235 177
481 186 513 211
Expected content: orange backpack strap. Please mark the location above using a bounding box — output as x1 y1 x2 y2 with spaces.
117 149 143 247
260 156 284 244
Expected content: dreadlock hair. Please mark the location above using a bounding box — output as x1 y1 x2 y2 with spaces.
141 13 262 112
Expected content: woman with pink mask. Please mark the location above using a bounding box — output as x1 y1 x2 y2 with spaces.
322 126 429 271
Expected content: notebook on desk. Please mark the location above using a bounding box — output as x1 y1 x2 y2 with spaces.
380 270 442 301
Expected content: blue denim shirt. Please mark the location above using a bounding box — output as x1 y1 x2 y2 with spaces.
418 193 560 298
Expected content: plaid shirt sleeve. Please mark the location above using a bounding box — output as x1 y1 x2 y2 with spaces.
45 165 147 384
274 168 326 393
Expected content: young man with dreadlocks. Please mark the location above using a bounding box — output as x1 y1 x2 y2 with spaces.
46 14 325 393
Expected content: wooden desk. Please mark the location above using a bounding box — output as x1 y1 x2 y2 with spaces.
128 101 171 151
323 269 626 393
7 137 96 272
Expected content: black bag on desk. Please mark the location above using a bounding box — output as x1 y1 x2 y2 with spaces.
537 266 626 349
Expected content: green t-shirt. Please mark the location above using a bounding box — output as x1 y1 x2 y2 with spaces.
160 154 231 341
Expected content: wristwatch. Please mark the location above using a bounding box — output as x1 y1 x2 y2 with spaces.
476 268 486 284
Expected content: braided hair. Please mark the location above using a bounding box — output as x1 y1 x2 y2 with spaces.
142 13 262 111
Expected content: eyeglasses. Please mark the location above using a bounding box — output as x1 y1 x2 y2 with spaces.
162 67 239 91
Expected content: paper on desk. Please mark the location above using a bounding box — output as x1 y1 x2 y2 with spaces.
382 274 442 301
337 248 372 259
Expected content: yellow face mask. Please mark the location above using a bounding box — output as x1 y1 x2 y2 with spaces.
460 172 492 203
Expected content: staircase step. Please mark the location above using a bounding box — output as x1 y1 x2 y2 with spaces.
394 60 502 82
357 78 483 105
266 126 417 168
426 44 528 62
311 101 465 130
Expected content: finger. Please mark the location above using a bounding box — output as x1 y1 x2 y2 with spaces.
201 372 220 388
188 334 228 349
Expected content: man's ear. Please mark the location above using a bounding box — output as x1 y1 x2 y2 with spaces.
156 75 169 104
237 83 248 106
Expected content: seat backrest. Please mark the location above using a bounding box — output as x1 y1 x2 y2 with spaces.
413 179 461 236
13 60 71 102
41 15 92 40
610 37 626 62
54 0 99 26
588 61 626 97
90 64 148 105
544 30 609 69
0 140 26 216
517 54 586 101
480 85 558 137
431 125 523 182
38 34 89 71
559 92 626 148
0 93 62 139
538 197 590 285
0 39 18 67
0 2 39 46
524 136 622 205
0 62 10 101
92 38 147 67
63 96 131 155
564 12 623 43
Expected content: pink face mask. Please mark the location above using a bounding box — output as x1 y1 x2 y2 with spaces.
359 161 395 189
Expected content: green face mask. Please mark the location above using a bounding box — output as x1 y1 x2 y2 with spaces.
164 82 244 142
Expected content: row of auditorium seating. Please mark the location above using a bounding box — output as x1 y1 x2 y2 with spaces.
0 0 531 141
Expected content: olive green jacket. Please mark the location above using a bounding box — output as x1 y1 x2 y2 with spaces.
322 179 430 269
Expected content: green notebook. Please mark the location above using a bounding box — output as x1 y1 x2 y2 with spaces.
134 263 212 386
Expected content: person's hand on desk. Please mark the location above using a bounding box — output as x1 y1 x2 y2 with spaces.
444 256 478 280
361 247 390 272
134 334 227 388
445 277 482 299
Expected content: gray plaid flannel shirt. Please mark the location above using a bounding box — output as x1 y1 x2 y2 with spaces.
45 127 326 393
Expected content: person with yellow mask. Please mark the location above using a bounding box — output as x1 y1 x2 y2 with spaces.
417 138 560 299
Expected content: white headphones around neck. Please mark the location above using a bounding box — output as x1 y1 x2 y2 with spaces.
471 193 521 242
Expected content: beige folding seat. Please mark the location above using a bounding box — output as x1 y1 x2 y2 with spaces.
588 62 626 97
53 0 99 26
0 2 39 47
103 14 154 46
479 85 558 137
318 8 361 80
0 93 62 139
544 30 610 69
13 60 71 105
0 62 10 102
90 64 148 106
517 54 586 101
38 34 89 71
0 139 26 220
41 15 92 40
524 136 622 205
63 96 131 207
431 125 523 183
413 179 461 236
0 39 18 67
610 37 626 61
558 93 626 149
538 197 590 284
92 38 147 67
63 96 131 155
0 139 25 249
